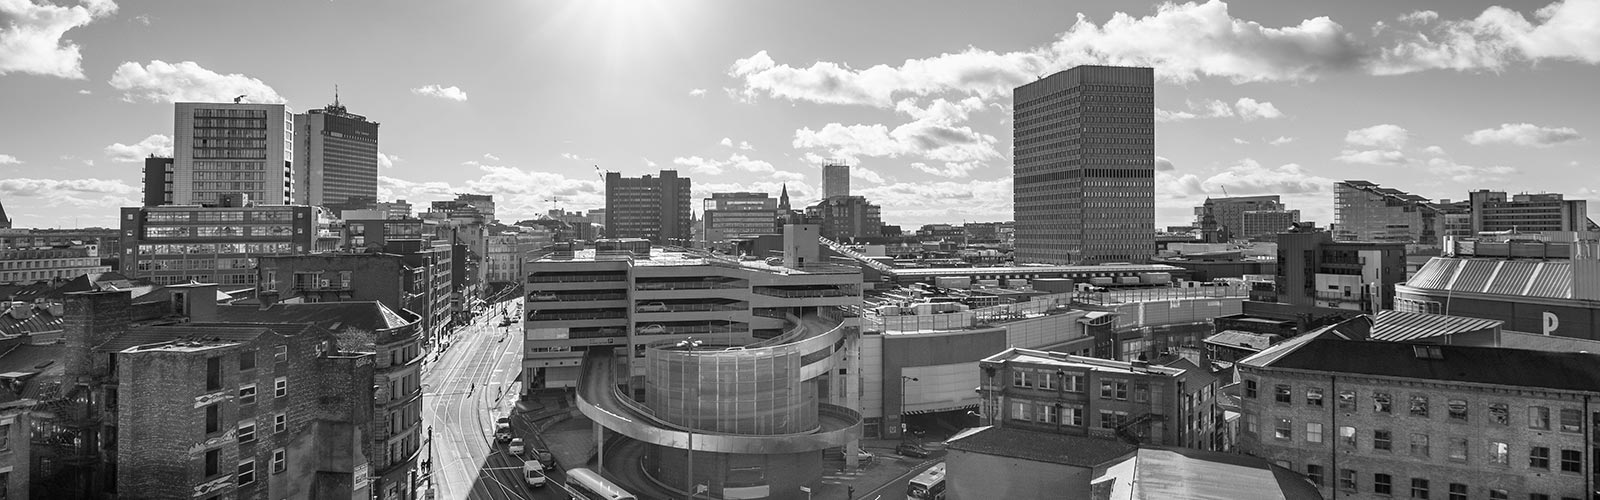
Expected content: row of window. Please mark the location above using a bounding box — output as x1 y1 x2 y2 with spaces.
1252 415 1587 472
1308 465 1580 500
1245 380 1585 431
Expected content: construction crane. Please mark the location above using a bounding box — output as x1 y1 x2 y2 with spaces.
594 165 605 183
545 197 562 215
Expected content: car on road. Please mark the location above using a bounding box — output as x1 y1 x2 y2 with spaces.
509 438 525 456
839 448 874 464
495 417 513 442
637 302 669 313
896 442 931 458
523 460 547 488
637 324 666 334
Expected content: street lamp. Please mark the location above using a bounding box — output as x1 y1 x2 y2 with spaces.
900 375 918 441
676 338 703 500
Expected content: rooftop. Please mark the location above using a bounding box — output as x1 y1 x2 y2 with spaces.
1404 256 1579 300
1368 310 1503 342
1242 336 1600 393
983 347 1187 377
540 247 860 275
1202 330 1278 352
1099 447 1323 500
95 324 310 353
887 263 1182 277
218 301 415 333
945 426 1136 468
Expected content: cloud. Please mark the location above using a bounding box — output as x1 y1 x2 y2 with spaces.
109 60 284 103
0 0 117 78
411 84 468 101
1232 138 1250 145
482 153 500 161
910 161 984 178
1269 136 1295 145
379 164 607 223
0 154 19 165
672 153 805 182
0 176 138 208
1423 145 1447 155
688 88 707 97
560 152 596 163
718 138 755 150
1156 97 1284 122
642 157 658 167
104 134 172 162
130 13 150 25
1201 159 1336 195
1334 149 1409 166
1373 0 1600 75
792 97 1000 172
1344 124 1409 148
1155 156 1175 171
76 89 90 94
378 152 399 169
855 177 1014 223
1424 158 1519 183
1463 123 1584 147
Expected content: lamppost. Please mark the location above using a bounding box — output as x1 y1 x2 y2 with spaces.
900 375 918 441
676 338 703 500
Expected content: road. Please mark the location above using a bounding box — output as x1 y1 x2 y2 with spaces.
420 296 568 500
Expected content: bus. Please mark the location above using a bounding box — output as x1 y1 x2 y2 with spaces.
906 461 946 500
564 468 637 500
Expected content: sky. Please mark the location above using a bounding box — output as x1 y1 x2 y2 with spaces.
1 0 1598 230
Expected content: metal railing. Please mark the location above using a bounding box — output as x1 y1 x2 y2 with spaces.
526 292 627 302
817 236 896 273
526 311 626 321
635 280 748 291
526 273 627 283
636 303 745 314
751 287 852 298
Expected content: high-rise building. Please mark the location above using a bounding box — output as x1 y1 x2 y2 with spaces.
293 100 379 207
702 192 780 248
1013 65 1156 264
824 162 851 199
604 170 692 244
1241 209 1301 240
173 102 294 206
141 156 174 206
119 201 320 286
1468 190 1591 234
1194 195 1295 242
1333 180 1445 245
804 195 883 241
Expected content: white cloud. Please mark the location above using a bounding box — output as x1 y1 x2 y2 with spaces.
719 137 733 148
1398 11 1440 25
1232 138 1250 145
1344 124 1410 148
910 161 984 178
1424 158 1519 183
560 152 596 163
642 157 658 167
688 88 707 97
378 152 400 169
379 165 606 223
1334 149 1409 166
1155 156 1176 171
109 60 283 103
1155 109 1198 122
1373 0 1600 74
717 138 755 151
1157 97 1284 122
483 153 500 161
411 84 468 101
1200 159 1336 196
1269 136 1295 145
76 89 90 94
1423 145 1447 155
0 0 117 79
1233 97 1283 120
672 153 805 182
792 97 1000 172
0 154 19 165
0 176 138 208
1463 123 1584 147
855 177 1014 223
104 134 172 162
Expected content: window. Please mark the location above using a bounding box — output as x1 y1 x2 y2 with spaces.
1064 407 1083 426
1012 369 1031 388
1307 387 1324 407
1488 403 1509 425
1487 491 1506 500
1101 380 1128 400
273 413 286 433
1374 392 1393 413
1339 426 1357 447
1013 401 1032 421
1274 384 1292 404
1065 374 1085 392
1410 395 1429 418
239 350 256 371
1448 483 1467 500
1274 418 1293 441
274 377 287 398
1560 449 1582 473
1529 406 1550 430
1306 422 1324 443
1559 408 1582 433
237 459 255 486
1411 478 1429 499
238 384 256 405
205 449 221 477
1038 372 1056 390
206 356 222 391
1134 384 1149 403
1338 390 1356 411
1530 446 1551 469
1374 473 1393 495
1244 413 1259 435
272 448 286 473
1039 404 1058 424
1245 379 1258 398
1374 430 1392 451
1306 464 1323 487
1448 438 1468 462
1410 433 1429 457
274 345 288 362
205 404 221 434
238 422 256 444
1338 469 1357 491
1489 441 1509 465
0 423 9 451
1447 399 1467 422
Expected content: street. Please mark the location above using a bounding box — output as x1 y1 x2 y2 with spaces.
420 296 566 500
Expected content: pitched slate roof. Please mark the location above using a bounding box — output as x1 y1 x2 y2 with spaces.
945 426 1136 468
94 325 282 353
1245 337 1600 393
217 302 414 333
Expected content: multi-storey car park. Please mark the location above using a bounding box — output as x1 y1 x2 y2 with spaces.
522 227 865 499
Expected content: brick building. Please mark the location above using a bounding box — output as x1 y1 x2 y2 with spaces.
976 347 1222 450
0 399 33 500
0 245 111 284
254 252 436 337
119 203 320 286
1237 331 1600 500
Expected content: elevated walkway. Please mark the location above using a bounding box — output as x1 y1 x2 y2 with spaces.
818 236 896 274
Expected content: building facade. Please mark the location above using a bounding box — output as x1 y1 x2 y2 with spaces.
1194 195 1287 242
823 162 850 199
119 204 317 286
1013 65 1156 265
604 170 692 244
1334 180 1445 246
0 245 111 284
1394 247 1600 339
293 101 380 207
703 192 780 249
1267 227 1406 313
804 196 882 241
142 156 175 206
1241 209 1301 241
1238 335 1600 500
173 102 295 206
1469 190 1591 234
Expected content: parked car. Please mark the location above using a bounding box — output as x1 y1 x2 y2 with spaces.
896 442 931 458
637 302 669 313
839 448 874 464
509 438 525 456
638 324 666 334
528 292 557 301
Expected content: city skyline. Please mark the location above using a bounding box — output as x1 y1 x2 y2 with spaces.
2 0 1598 230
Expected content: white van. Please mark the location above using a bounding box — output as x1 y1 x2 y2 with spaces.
523 460 547 488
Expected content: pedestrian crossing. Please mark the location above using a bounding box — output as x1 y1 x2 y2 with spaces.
820 469 866 485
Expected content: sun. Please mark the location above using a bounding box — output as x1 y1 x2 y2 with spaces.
530 0 696 72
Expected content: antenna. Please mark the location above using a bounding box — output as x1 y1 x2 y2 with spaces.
333 84 340 108
1220 185 1230 197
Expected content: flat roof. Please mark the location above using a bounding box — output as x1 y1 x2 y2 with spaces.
1244 336 1600 393
888 263 1182 277
946 426 1135 468
983 347 1186 377
540 247 859 275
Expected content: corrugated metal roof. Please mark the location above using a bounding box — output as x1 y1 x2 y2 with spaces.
1452 259 1498 294
1528 261 1573 299
1369 310 1503 342
1484 261 1537 295
1406 258 1459 290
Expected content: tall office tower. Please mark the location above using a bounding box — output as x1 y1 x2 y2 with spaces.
141 156 174 206
604 170 692 244
703 192 780 248
1468 190 1591 234
293 99 379 206
173 102 294 205
1013 66 1156 264
824 162 851 199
